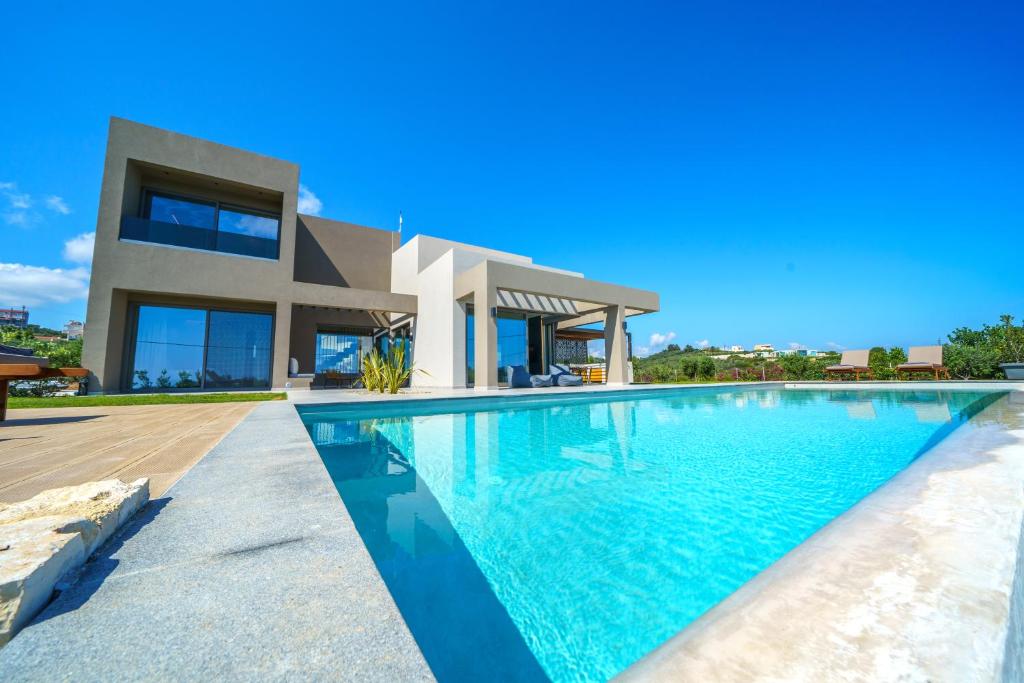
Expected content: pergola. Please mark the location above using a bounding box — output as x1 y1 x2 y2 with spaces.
454 259 658 389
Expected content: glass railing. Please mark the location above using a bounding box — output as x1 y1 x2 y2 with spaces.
119 216 279 260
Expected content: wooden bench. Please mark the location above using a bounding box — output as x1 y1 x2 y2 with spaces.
0 363 88 421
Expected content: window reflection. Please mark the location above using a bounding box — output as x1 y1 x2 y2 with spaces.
218 208 280 239
147 194 216 230
130 304 273 392
205 311 272 389
132 306 206 390
465 310 529 385
316 332 374 374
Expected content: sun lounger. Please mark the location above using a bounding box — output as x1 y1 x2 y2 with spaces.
824 349 873 381
896 345 949 381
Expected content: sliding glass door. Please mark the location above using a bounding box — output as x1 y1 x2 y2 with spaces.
130 304 272 392
465 308 529 386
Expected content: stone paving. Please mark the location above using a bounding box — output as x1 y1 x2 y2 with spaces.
0 403 256 503
0 400 432 681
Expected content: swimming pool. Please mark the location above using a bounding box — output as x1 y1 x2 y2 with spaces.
298 387 1002 682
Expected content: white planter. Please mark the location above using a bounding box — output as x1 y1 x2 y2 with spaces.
1000 363 1024 380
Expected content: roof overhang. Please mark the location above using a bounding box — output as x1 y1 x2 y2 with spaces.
455 260 659 315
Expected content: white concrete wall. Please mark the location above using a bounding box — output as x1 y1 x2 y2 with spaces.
408 251 466 388
392 233 590 389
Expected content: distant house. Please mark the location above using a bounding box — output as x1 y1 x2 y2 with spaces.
727 345 744 353
753 343 774 352
0 306 29 328
64 321 85 340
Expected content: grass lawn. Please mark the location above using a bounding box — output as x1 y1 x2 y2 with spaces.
8 392 287 409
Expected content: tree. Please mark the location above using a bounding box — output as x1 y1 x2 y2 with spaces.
991 314 1024 364
682 344 697 353
945 343 999 379
665 343 681 352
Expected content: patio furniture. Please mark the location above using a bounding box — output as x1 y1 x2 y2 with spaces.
0 348 88 421
896 346 950 381
550 364 584 387
287 357 315 390
824 350 873 381
506 365 533 388
584 366 606 384
529 374 554 388
319 370 361 389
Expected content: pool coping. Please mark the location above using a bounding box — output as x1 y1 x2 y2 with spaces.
619 385 1024 682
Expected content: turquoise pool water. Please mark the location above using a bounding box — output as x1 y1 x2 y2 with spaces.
298 387 1001 682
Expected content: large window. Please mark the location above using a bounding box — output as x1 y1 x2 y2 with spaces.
465 309 528 385
130 304 272 392
205 311 273 389
119 190 281 260
315 331 375 374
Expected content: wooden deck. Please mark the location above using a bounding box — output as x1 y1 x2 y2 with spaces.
0 402 257 503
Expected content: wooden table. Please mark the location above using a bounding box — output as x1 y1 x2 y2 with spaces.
0 364 88 421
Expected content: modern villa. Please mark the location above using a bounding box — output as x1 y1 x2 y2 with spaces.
81 118 659 395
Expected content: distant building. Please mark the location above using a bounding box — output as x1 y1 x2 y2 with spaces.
728 345 744 353
753 343 774 352
779 348 819 357
64 320 85 340
0 306 29 328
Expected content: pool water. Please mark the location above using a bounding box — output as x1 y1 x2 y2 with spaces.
298 387 1001 682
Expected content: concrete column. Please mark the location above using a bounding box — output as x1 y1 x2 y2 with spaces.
271 301 292 389
605 304 629 385
473 285 498 390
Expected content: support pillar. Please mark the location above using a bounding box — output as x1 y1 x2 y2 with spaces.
473 285 498 390
605 304 629 385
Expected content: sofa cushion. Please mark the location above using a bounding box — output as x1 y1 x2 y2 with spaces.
557 374 583 387
530 374 554 388
506 365 532 388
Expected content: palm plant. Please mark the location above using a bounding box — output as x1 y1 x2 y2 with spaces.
360 349 386 392
359 344 421 394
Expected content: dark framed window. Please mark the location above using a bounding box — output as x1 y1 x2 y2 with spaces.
128 304 273 392
119 189 281 260
465 307 528 386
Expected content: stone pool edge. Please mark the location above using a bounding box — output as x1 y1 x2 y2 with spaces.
619 387 1024 682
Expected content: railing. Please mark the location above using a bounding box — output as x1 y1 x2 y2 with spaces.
119 216 279 260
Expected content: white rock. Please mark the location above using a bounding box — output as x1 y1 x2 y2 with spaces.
0 478 149 646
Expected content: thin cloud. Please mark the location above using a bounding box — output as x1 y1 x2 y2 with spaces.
826 341 846 351
695 339 710 349
62 232 95 264
788 342 806 350
297 184 322 216
0 263 90 306
46 195 71 214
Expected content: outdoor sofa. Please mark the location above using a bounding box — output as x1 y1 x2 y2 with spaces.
506 364 584 388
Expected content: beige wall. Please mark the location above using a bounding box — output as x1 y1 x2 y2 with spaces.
293 215 398 291
83 117 414 393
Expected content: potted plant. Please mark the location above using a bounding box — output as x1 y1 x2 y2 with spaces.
994 314 1024 379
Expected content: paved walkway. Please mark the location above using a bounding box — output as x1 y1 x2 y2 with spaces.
0 401 432 681
0 403 256 503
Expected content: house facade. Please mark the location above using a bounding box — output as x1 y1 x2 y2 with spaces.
82 118 658 393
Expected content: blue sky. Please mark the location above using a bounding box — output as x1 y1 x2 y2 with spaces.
1 1 1021 354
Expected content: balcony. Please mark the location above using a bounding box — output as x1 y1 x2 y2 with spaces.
119 216 279 260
